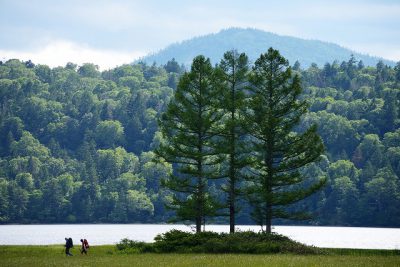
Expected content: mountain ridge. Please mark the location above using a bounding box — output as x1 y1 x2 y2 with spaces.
139 28 395 68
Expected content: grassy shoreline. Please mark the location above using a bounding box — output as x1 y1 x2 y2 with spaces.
1 245 399 267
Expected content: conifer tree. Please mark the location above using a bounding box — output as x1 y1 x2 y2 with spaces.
215 50 250 233
246 48 325 233
156 56 223 232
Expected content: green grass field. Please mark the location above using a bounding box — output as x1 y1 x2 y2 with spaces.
0 245 399 267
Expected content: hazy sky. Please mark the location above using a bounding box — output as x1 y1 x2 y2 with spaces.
1 0 399 69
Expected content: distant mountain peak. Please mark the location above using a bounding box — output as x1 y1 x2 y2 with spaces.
139 28 394 68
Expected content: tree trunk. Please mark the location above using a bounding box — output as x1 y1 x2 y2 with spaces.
196 214 202 233
229 88 236 233
229 179 235 233
196 142 203 233
196 168 203 233
266 203 272 234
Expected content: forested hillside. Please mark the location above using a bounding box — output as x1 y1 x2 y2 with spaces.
297 58 400 226
140 28 395 68
0 56 399 226
0 60 182 223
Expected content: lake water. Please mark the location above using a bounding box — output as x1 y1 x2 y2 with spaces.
0 224 399 249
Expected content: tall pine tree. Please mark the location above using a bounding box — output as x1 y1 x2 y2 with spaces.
216 50 250 233
156 56 223 232
246 48 325 233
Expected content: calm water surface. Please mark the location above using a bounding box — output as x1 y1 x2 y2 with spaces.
0 224 399 249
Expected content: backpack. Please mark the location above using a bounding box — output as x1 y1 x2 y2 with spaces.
83 239 89 249
68 238 73 248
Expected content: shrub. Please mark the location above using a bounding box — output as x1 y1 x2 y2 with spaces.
116 238 154 253
116 230 321 254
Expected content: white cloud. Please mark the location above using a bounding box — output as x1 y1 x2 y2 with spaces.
0 40 146 70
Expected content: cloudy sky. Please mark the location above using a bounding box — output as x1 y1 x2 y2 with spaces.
1 0 399 69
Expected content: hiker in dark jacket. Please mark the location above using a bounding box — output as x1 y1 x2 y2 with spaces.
65 237 73 256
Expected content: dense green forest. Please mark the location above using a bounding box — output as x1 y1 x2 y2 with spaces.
0 55 399 226
0 60 180 223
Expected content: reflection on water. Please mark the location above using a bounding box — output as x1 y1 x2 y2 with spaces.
0 224 399 249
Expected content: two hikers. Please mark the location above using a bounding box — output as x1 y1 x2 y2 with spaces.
64 237 90 256
80 238 90 255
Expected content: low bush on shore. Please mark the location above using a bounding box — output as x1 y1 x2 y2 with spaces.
116 230 321 254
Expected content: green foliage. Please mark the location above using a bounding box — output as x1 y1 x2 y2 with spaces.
0 50 399 227
245 48 325 232
156 56 224 232
298 56 400 227
10 131 50 160
78 63 100 78
215 50 250 233
115 238 153 253
117 230 320 254
0 59 176 223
